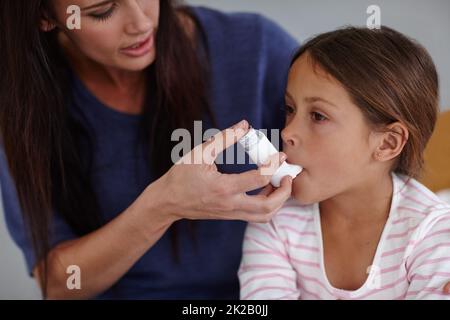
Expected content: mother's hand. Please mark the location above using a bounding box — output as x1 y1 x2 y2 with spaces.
150 120 292 224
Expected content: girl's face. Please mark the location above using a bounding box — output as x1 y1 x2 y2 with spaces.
282 53 383 205
49 0 159 71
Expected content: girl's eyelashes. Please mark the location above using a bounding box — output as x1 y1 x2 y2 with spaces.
282 104 296 115
311 111 328 123
281 103 329 123
89 3 118 22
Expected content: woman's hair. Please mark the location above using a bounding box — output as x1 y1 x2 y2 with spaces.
0 0 212 297
291 26 439 179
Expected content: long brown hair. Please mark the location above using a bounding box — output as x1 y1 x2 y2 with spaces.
292 26 439 178
0 0 212 297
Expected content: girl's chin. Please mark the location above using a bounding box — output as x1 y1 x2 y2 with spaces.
291 185 312 205
293 196 314 206
291 177 322 205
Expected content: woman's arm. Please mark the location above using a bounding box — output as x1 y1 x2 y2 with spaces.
34 120 293 299
34 183 174 299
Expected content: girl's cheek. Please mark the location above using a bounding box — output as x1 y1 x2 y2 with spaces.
311 118 336 135
303 125 334 155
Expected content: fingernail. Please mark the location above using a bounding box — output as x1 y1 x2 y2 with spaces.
445 284 450 294
233 119 248 130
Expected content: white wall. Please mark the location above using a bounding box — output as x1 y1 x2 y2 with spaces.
0 202 41 299
188 0 450 110
1 0 449 299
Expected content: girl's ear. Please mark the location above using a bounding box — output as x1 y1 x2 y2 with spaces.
373 122 409 162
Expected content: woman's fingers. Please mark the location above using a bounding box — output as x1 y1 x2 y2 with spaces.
222 152 287 194
201 120 250 165
197 175 291 223
258 184 275 197
234 176 293 218
444 282 450 294
170 120 293 224
176 119 249 165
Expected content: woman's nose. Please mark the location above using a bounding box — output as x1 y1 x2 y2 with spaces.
124 1 153 35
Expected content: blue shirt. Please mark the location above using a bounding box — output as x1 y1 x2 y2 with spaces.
0 6 298 299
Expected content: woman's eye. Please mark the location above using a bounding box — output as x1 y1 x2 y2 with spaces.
90 3 118 21
311 112 328 122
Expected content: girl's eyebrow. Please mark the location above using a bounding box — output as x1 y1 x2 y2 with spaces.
285 92 338 109
285 91 295 101
304 96 338 108
81 0 114 11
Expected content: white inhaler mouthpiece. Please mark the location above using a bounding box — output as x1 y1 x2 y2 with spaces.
238 128 303 187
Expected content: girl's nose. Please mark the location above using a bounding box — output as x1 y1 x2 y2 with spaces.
281 124 298 147
125 1 153 35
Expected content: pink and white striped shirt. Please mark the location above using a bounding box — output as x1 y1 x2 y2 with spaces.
239 173 450 300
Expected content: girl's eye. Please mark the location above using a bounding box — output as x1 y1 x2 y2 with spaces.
282 104 295 115
90 3 118 21
311 112 328 122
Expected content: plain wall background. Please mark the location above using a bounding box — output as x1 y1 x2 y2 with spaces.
1 0 449 299
188 0 450 109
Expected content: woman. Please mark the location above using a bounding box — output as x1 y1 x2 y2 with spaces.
0 0 295 299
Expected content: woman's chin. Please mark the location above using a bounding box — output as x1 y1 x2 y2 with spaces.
118 52 155 71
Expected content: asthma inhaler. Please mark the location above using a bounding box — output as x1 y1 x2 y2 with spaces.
238 128 303 187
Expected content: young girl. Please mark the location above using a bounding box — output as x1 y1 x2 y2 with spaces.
238 26 450 300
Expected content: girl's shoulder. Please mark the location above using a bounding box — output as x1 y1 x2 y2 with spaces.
393 173 450 243
394 173 450 218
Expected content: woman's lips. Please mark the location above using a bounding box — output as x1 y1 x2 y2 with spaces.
120 34 154 57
